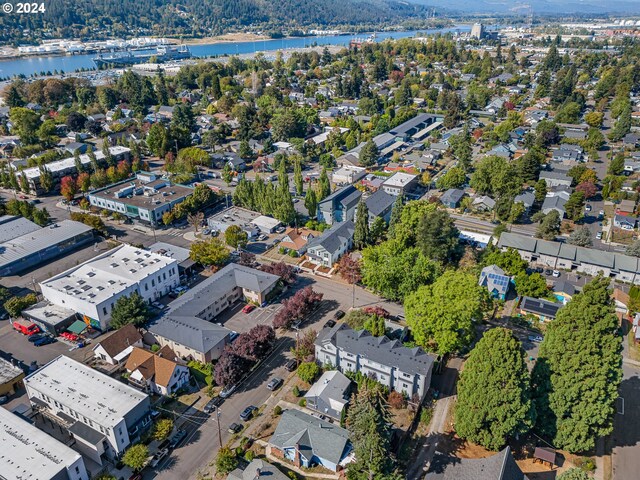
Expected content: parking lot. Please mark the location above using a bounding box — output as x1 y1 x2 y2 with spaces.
212 297 283 334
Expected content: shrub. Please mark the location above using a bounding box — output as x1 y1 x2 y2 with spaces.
576 457 596 473
420 407 433 426
274 405 283 416
150 344 160 352
292 385 301 397
244 450 255 462
152 419 174 441
215 447 238 474
387 391 407 409
298 398 306 407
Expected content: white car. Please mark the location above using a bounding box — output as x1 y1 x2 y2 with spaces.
150 447 169 468
552 270 561 277
596 231 603 240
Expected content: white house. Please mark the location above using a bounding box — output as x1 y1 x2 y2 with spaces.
124 346 190 395
306 221 355 268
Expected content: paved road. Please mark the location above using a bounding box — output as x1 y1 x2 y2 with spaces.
612 363 640 480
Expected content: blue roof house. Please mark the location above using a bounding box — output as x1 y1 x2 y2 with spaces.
479 265 510 300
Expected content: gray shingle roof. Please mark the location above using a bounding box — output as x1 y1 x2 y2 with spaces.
316 324 435 376
306 220 355 255
319 185 361 209
228 459 289 480
441 188 465 205
169 263 280 316
269 409 351 465
365 190 395 216
426 447 527 480
147 315 231 354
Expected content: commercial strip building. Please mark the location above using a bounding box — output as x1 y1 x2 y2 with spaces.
315 324 435 400
498 232 640 284
0 406 89 480
0 217 94 276
25 355 151 466
18 146 130 195
87 172 194 227
32 244 179 331
0 357 25 397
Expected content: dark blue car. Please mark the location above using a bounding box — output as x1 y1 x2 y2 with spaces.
34 336 56 347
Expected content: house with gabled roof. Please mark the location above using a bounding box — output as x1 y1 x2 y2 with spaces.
92 324 143 365
317 185 362 225
315 324 435 400
268 409 353 472
479 265 510 300
306 221 355 268
124 346 189 395
426 446 528 480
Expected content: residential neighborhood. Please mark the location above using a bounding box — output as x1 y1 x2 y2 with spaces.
2 12 640 480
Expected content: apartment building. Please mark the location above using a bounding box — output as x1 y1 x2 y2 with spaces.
315 324 435 400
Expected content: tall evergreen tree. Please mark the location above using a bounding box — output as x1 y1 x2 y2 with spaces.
455 328 534 451
532 277 622 453
74 149 83 173
102 141 114 167
346 387 396 480
38 166 54 193
358 139 378 167
387 195 404 238
318 167 331 200
294 158 304 196
353 200 370 250
304 187 318 218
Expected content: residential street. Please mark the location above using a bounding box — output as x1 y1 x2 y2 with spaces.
611 363 640 480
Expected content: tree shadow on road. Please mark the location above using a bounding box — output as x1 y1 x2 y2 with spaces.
612 372 640 450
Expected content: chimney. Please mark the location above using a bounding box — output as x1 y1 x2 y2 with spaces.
294 444 301 467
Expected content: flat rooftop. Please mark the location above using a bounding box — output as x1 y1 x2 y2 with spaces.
382 172 417 187
90 178 193 210
24 355 148 428
20 146 130 179
0 215 40 243
0 407 82 480
208 206 261 231
41 244 177 305
0 357 24 384
0 220 93 270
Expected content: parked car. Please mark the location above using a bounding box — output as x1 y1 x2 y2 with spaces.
544 269 553 276
599 210 605 218
240 406 257 421
228 422 243 434
152 302 164 310
204 396 224 413
203 228 211 235
267 377 283 391
552 270 561 277
242 304 256 314
528 335 544 342
334 310 345 320
585 204 592 212
149 448 170 468
285 359 298 372
219 384 236 399
596 231 603 240
28 333 48 343
229 331 239 342
0 395 8 405
169 429 187 448
324 319 336 329
34 336 56 347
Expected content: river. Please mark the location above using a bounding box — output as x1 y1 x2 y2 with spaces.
0 26 470 79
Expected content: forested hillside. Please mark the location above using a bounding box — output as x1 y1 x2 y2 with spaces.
1 0 430 43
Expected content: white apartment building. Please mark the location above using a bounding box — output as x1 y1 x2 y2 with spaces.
315 324 435 400
0 406 89 480
25 355 151 466
39 244 179 330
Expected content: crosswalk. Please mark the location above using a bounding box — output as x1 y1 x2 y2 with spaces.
165 230 183 237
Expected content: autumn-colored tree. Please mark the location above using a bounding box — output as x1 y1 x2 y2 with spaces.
60 175 77 200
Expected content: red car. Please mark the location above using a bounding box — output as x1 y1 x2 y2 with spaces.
242 304 255 314
13 321 40 336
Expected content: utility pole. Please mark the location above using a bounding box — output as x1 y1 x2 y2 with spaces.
213 407 222 446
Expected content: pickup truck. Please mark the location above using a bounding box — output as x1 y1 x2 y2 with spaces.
149 447 169 468
12 320 40 336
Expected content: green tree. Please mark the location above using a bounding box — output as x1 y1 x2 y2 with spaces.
558 468 590 480
3 293 37 318
455 328 534 450
361 239 440 302
353 200 370 250
358 139 378 167
568 225 593 247
294 158 304 196
9 107 41 145
483 247 528 276
122 444 149 472
346 387 395 480
610 107 631 142
110 292 150 329
416 209 461 264
189 237 230 267
387 195 404 238
564 191 586 222
225 224 248 250
536 210 561 240
436 167 466 190
318 167 331 200
38 166 54 193
152 419 174 441
297 362 321 384
514 272 549 298
215 447 238 474
532 277 622 453
405 270 489 354
304 187 318 218
584 111 604 128
147 123 168 157
222 163 233 185
535 179 548 203
625 239 640 257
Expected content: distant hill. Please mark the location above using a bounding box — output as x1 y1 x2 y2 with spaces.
0 0 432 42
410 0 640 15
